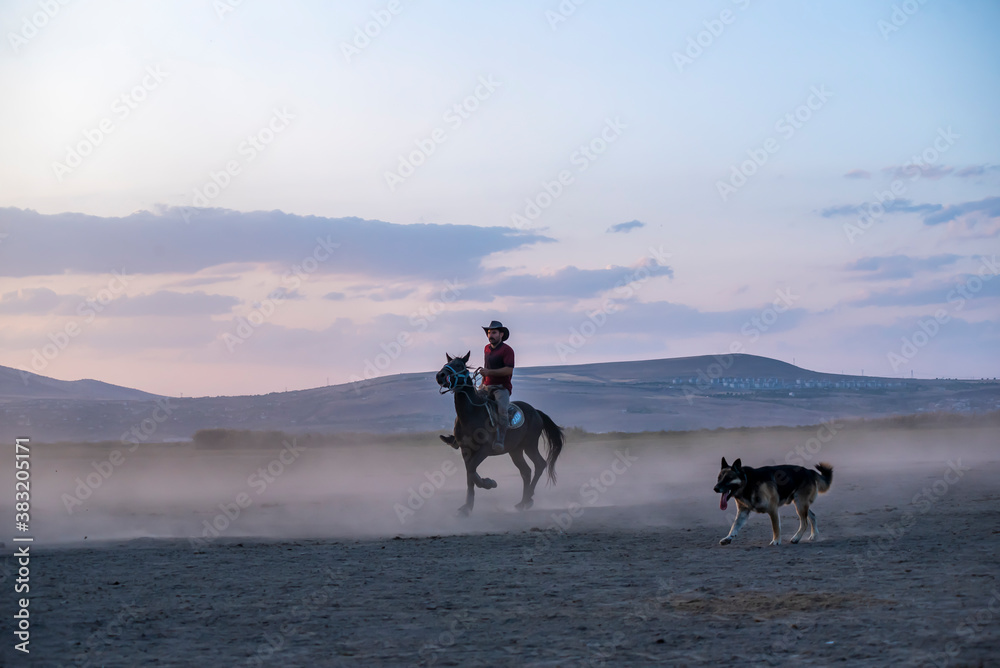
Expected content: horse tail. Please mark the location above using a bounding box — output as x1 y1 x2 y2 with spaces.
538 410 564 484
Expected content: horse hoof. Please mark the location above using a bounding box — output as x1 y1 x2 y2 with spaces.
482 478 497 490
457 505 471 517
515 500 533 511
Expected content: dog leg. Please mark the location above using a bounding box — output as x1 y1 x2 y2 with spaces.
720 508 750 545
790 501 809 544
807 509 819 541
767 510 781 546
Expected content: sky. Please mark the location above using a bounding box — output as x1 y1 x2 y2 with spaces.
0 0 998 397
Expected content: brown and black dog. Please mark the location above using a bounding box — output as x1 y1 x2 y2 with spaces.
713 457 833 546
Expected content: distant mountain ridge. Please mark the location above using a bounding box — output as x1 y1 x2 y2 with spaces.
0 364 161 401
1 355 996 442
519 354 867 383
0 354 879 402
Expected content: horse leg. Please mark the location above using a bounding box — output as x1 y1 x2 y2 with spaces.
458 446 492 516
469 427 498 490
509 448 533 510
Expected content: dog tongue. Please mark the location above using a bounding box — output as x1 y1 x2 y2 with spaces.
720 493 728 511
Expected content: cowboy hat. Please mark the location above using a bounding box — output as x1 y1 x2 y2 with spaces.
482 320 510 341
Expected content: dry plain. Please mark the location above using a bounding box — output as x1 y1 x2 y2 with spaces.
1 417 998 666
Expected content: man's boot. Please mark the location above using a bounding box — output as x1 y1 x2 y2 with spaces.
492 424 507 453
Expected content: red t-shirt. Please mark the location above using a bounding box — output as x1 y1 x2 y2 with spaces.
483 342 514 392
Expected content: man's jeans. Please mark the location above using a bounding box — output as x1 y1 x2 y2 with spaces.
480 385 510 450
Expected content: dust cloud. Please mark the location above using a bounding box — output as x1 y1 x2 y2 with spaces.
3 416 996 549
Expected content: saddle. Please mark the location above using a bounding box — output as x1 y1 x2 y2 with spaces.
483 396 525 430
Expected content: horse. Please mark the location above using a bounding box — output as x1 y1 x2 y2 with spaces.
436 352 564 516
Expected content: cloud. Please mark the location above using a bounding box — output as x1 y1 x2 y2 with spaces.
848 273 1000 307
819 198 943 219
63 315 228 352
922 196 1000 226
0 207 552 279
852 163 1000 181
818 204 861 218
265 287 304 301
0 288 235 318
0 287 75 315
105 291 240 317
573 299 808 339
463 258 674 301
362 286 419 302
954 165 1000 178
846 254 961 280
163 275 240 288
821 196 1000 231
889 201 944 215
882 164 954 180
607 220 645 234
329 282 422 302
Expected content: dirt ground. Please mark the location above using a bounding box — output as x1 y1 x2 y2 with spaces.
2 422 998 666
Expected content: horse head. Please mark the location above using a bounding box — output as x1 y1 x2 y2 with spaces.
436 352 472 392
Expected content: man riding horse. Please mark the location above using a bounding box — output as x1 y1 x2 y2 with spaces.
436 321 563 515
480 320 514 453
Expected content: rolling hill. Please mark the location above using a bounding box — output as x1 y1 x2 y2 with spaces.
0 354 997 443
0 364 161 401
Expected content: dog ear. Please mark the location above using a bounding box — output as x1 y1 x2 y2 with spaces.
733 458 742 471
721 456 728 469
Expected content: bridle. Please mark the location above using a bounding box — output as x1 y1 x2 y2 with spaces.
438 362 489 407
438 361 475 394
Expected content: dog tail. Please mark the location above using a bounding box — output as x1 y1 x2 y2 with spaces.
814 462 833 493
